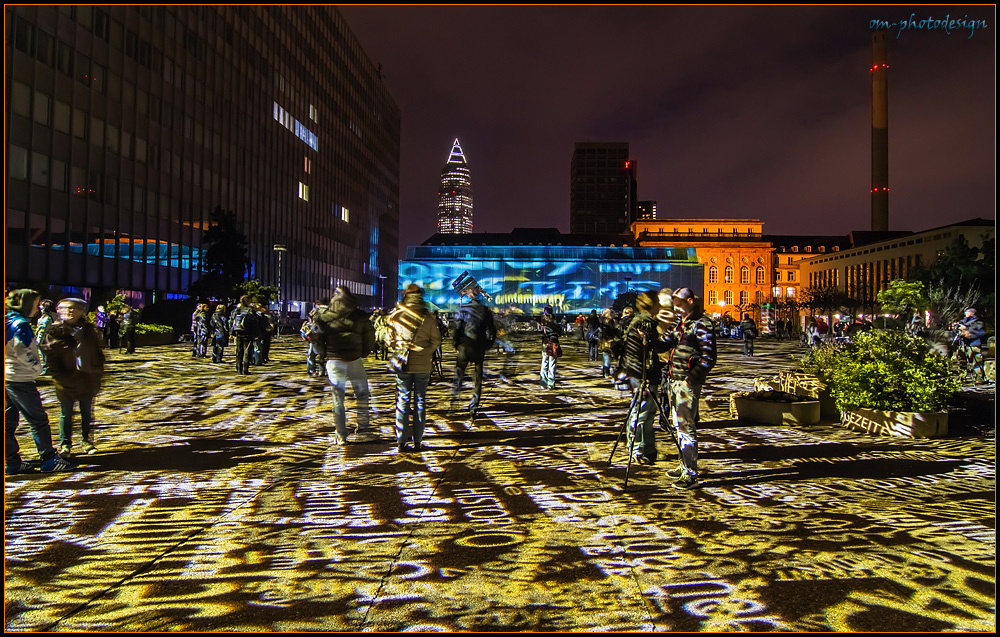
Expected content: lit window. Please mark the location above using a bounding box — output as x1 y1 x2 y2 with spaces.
756 267 765 284
740 266 749 284
708 265 718 283
773 286 782 298
724 290 733 305
786 287 795 297
724 266 733 283
739 290 748 305
708 290 718 305
304 156 311 174
298 182 309 201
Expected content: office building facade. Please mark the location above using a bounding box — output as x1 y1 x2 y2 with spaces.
436 137 473 234
6 5 399 311
570 142 636 235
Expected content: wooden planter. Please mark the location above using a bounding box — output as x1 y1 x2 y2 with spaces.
778 371 839 417
135 331 177 347
840 407 948 438
734 396 821 426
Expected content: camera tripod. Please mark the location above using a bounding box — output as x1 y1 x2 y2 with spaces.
606 335 681 489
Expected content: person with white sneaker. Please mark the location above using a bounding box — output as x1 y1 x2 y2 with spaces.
40 298 106 458
4 289 76 474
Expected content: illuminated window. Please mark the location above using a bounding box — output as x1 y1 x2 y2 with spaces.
309 103 318 123
740 266 749 284
336 205 349 222
756 267 765 284
298 182 309 201
724 290 733 305
304 156 311 174
773 286 782 298
740 290 748 305
708 265 718 283
786 287 795 298
724 266 733 283
708 290 718 305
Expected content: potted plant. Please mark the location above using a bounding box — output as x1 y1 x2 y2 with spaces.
819 331 961 438
785 344 843 417
731 389 821 426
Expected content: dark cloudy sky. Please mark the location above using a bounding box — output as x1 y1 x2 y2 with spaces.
337 5 996 252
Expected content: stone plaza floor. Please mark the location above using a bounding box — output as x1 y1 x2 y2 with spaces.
4 331 995 631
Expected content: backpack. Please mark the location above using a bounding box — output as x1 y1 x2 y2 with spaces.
233 308 255 334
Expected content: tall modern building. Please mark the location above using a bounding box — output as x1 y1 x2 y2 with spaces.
6 6 399 312
636 200 657 220
436 138 473 234
570 142 637 235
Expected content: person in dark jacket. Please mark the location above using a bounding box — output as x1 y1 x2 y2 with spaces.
315 286 376 444
230 297 257 374
119 306 138 354
660 288 717 489
539 306 562 390
41 298 106 457
210 304 229 363
739 313 758 356
386 284 442 452
452 291 496 419
620 292 669 466
956 307 988 384
191 304 210 358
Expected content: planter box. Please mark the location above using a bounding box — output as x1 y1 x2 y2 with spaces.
734 396 821 426
778 371 839 417
135 331 177 347
840 407 948 438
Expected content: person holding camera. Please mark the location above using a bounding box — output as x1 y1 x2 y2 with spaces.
539 305 562 390
660 288 717 489
619 292 669 466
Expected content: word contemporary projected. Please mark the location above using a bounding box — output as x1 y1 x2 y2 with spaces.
399 255 701 313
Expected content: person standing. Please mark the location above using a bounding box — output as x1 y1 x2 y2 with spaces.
210 303 229 363
539 305 562 390
739 313 758 356
191 304 210 358
661 288 717 489
620 292 667 466
41 298 106 457
386 284 441 452
119 306 138 354
586 309 601 361
35 299 56 373
95 305 109 347
5 289 75 474
452 289 496 418
230 296 257 375
107 311 120 350
598 308 619 379
316 286 376 445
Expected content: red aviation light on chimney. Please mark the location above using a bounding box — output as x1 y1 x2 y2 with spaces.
624 161 631 168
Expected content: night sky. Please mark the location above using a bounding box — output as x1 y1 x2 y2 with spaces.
337 5 996 253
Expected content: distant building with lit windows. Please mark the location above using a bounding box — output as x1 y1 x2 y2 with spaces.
636 200 657 220
6 5 399 311
437 138 473 234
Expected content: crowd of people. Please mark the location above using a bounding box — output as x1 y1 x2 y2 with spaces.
7 284 992 487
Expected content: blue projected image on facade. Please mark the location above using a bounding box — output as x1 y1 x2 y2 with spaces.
47 240 201 270
399 247 701 313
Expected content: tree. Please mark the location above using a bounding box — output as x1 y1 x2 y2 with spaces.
235 279 278 305
909 234 994 328
876 279 930 324
188 206 250 301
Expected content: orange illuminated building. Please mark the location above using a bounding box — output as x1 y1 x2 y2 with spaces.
632 219 772 322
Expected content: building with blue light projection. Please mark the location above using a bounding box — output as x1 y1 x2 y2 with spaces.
401 229 702 314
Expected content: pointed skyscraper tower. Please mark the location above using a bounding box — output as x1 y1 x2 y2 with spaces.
437 138 474 234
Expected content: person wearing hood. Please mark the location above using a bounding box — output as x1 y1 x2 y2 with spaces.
386 284 441 452
315 286 376 445
451 289 495 419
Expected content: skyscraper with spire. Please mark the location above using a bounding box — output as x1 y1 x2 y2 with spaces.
437 138 474 234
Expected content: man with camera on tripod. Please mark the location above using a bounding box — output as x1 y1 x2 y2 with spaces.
660 288 717 489
618 292 670 466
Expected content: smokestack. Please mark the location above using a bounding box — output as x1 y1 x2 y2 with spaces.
871 30 889 231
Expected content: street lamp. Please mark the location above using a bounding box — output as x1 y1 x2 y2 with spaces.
377 274 387 309
273 244 287 319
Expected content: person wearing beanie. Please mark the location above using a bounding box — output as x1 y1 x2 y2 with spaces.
386 284 441 451
4 289 75 474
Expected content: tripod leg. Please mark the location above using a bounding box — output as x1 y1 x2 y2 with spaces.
607 387 641 466
650 392 682 456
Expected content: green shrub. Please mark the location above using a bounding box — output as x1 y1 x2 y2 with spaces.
135 323 173 335
800 341 847 379
821 331 960 412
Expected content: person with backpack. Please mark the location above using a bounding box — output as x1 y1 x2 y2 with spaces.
386 284 441 451
229 296 257 375
41 298 106 458
315 286 376 445
191 304 210 358
452 288 496 419
210 304 229 364
739 313 758 356
119 306 138 354
5 289 75 474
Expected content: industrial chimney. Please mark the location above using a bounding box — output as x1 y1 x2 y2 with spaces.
871 30 889 231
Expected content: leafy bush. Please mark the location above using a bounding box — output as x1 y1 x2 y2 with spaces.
799 341 847 378
135 323 174 335
816 331 960 412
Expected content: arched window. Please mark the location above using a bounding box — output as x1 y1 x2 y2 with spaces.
708 265 718 283
724 266 734 283
740 290 749 305
708 290 718 305
740 266 750 284
724 290 733 305
756 266 765 284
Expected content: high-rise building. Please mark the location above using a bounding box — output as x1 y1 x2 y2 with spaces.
570 142 636 235
5 6 399 311
437 138 473 234
636 200 657 220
